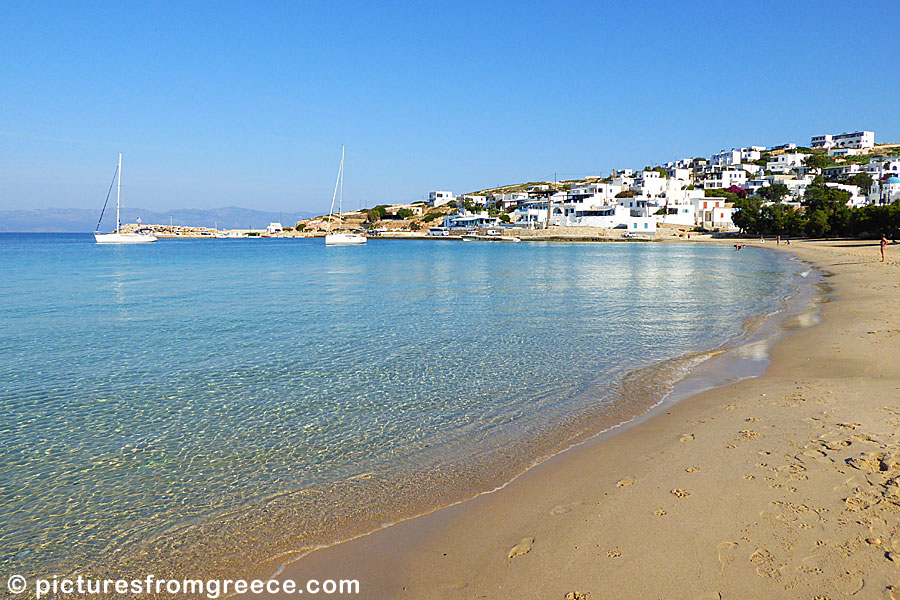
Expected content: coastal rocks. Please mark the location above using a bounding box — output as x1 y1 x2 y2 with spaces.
507 537 534 559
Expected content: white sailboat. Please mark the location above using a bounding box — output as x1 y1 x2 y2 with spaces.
324 146 366 246
94 154 157 244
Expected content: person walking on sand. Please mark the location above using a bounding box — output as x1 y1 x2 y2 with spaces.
882 234 888 262
776 235 781 246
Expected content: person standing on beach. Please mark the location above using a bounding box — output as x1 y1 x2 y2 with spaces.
776 235 781 246
882 234 888 262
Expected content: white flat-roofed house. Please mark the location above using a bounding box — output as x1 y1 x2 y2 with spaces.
459 194 487 206
812 131 874 149
494 192 530 210
711 147 763 168
443 211 500 230
635 170 668 198
655 199 696 227
811 134 834 149
823 163 864 181
700 205 737 231
827 147 863 157
833 131 875 149
266 222 283 234
702 169 747 189
691 198 736 230
512 192 567 227
766 153 809 174
512 200 550 227
568 182 622 205
666 166 692 182
427 190 455 207
864 157 900 181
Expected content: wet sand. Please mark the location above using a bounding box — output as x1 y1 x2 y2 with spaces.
254 239 900 599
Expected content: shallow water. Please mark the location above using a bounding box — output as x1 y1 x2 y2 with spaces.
0 234 803 578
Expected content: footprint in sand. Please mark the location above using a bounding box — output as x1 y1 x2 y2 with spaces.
550 502 583 515
745 417 760 423
565 592 591 600
606 548 621 558
507 537 534 559
616 478 635 488
654 508 667 516
716 541 739 575
685 466 700 473
671 488 690 498
680 433 695 443
743 474 755 480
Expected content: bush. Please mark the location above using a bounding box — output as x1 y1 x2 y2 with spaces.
422 212 443 222
615 190 638 198
396 208 414 219
499 214 511 223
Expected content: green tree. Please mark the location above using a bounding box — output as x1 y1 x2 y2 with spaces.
499 213 511 223
732 196 763 234
803 154 832 171
805 209 829 237
847 172 873 191
396 208 414 219
757 183 790 203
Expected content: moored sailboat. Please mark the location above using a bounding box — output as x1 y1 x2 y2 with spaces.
324 147 366 246
94 154 157 244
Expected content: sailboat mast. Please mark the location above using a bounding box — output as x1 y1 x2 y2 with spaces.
116 153 122 233
338 146 344 230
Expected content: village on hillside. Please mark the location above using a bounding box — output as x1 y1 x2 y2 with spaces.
286 129 899 239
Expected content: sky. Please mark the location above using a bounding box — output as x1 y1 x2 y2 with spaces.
1 1 898 213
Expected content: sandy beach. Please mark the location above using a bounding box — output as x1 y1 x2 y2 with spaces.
257 238 900 599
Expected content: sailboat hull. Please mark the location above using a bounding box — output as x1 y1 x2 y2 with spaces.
94 232 158 244
324 233 366 246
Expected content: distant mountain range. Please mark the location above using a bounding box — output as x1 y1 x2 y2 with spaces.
0 207 315 232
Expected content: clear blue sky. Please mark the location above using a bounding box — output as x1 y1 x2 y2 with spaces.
1 1 897 213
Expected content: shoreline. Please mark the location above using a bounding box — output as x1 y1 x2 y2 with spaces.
251 238 899 599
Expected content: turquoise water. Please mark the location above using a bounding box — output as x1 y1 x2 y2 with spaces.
0 234 802 578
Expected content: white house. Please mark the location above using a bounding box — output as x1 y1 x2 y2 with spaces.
427 191 455 207
443 211 500 230
512 200 550 227
493 192 530 210
702 169 747 189
766 153 809 174
811 131 874 149
710 147 764 168
266 222 283 234
459 194 487 206
865 157 900 180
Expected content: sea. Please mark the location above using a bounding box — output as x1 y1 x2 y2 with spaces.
0 233 812 581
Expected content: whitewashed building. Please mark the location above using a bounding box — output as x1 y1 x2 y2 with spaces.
766 153 809 174
870 176 900 205
443 210 500 230
710 147 764 168
427 191 455 207
811 131 874 149
702 169 747 189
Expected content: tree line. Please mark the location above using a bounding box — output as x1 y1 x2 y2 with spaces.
731 181 899 239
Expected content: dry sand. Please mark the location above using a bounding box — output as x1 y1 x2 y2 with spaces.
258 239 900 599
